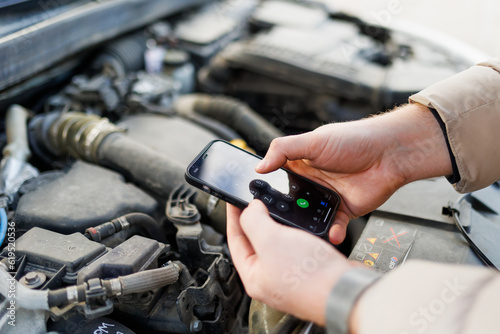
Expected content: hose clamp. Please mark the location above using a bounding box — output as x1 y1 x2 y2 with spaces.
109 278 123 297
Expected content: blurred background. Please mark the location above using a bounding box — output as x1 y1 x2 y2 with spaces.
329 0 496 57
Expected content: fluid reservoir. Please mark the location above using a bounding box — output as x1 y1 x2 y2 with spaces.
163 49 195 94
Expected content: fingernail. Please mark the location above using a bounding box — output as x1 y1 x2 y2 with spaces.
256 160 268 171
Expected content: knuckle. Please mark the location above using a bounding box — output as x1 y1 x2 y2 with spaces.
239 206 252 223
271 137 289 150
239 208 260 231
269 137 283 151
244 282 260 299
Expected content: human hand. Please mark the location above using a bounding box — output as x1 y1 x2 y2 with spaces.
226 200 357 325
256 103 453 244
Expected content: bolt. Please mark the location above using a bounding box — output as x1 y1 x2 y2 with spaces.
21 271 46 289
190 319 203 333
25 272 40 285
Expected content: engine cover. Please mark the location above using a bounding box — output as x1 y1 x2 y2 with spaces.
14 161 158 234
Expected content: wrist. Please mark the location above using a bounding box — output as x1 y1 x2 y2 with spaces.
375 103 453 185
299 259 355 326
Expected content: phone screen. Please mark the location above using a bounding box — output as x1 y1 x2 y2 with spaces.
186 140 340 236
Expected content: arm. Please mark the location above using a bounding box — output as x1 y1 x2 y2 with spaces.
410 57 500 192
350 261 500 334
345 57 500 333
257 103 452 244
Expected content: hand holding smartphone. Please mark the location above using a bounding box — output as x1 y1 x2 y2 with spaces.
185 140 340 237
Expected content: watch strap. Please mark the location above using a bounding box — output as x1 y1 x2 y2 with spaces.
326 268 382 334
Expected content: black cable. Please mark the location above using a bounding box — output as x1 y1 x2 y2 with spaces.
450 203 499 270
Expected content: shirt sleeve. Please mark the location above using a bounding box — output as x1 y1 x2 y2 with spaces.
409 57 500 193
353 261 500 334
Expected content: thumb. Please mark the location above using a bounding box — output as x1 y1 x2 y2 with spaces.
328 209 350 245
239 200 284 250
256 134 314 173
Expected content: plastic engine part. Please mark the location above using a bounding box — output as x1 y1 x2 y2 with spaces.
14 161 158 234
77 235 165 284
1 227 107 283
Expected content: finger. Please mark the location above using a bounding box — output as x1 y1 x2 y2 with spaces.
256 134 314 173
328 210 350 245
239 200 285 252
226 204 244 238
226 204 257 273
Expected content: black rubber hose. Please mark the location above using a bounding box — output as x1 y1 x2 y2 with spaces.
96 132 186 198
183 113 241 141
91 33 147 77
28 112 227 233
94 133 230 231
175 94 284 152
101 225 142 248
47 289 67 308
120 213 166 242
85 213 167 243
97 134 226 231
48 285 86 308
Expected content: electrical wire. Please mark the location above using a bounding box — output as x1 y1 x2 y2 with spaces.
451 198 499 271
0 208 7 246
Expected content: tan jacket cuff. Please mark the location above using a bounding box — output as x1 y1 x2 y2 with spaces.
410 58 500 193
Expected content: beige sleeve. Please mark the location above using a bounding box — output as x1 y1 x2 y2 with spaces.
410 57 500 193
355 261 500 334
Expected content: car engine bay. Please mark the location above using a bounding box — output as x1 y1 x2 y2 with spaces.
0 0 483 333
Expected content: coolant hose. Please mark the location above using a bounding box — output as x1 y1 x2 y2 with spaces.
28 112 184 197
97 133 186 198
0 264 49 311
174 94 284 152
28 112 227 233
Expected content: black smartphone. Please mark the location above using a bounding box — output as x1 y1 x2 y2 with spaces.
185 140 341 237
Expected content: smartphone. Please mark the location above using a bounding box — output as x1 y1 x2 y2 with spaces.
185 140 341 237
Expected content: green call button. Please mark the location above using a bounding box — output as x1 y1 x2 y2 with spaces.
297 198 309 208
